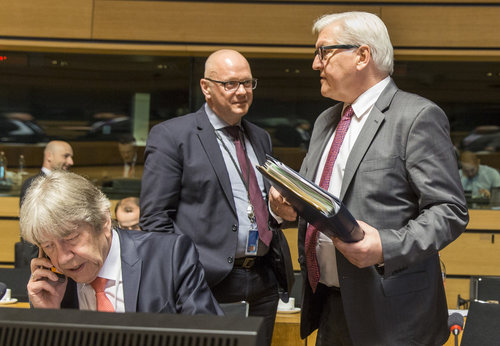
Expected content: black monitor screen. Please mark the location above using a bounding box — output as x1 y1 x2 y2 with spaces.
0 308 263 346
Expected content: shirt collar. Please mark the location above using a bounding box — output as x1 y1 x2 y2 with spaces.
41 167 51 175
349 76 391 119
97 228 121 282
204 103 242 131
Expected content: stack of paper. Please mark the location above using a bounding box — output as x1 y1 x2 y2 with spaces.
257 155 363 242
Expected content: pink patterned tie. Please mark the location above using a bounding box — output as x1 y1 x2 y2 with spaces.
305 105 354 292
225 126 272 246
91 277 115 312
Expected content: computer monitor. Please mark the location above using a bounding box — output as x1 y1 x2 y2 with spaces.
0 308 264 346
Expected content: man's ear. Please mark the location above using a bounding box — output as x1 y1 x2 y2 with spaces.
356 45 371 71
200 78 211 99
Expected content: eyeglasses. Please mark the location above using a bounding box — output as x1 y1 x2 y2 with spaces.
314 44 360 61
204 78 258 91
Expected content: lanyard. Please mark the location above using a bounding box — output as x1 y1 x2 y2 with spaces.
215 128 256 222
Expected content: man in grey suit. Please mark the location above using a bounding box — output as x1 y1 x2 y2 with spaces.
270 12 468 345
140 49 293 345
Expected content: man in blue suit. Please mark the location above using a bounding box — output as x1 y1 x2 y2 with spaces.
140 49 294 345
21 171 222 315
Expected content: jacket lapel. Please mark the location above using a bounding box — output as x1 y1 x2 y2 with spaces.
118 230 141 312
305 104 343 181
195 109 237 215
340 80 397 199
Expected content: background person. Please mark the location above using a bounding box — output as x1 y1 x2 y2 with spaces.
19 140 74 206
270 11 468 345
117 134 137 178
140 49 293 345
21 171 222 315
459 150 500 199
115 197 141 231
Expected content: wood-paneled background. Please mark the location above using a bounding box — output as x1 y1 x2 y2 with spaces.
0 0 499 59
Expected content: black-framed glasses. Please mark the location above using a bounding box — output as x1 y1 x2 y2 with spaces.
204 77 257 91
314 44 360 60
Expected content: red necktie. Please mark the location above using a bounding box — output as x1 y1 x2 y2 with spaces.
225 126 272 247
91 277 115 312
305 106 354 292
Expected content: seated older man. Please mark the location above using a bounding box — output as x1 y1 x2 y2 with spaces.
21 171 222 315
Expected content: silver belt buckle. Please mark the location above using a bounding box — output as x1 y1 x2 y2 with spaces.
242 257 255 268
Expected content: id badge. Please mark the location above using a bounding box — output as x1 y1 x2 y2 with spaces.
245 229 259 256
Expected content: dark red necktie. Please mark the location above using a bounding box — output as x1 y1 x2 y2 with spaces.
305 105 354 292
225 126 272 247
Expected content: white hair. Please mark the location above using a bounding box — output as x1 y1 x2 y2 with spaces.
20 171 111 246
313 11 394 75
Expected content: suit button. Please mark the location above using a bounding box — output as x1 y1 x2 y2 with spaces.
227 257 233 263
232 224 238 232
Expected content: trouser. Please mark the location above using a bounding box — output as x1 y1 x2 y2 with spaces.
211 260 279 346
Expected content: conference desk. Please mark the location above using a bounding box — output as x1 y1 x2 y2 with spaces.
272 311 316 346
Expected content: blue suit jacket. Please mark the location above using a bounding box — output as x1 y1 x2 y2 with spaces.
61 229 222 315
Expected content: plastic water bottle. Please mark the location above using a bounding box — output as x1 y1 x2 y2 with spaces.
0 151 7 181
18 154 25 175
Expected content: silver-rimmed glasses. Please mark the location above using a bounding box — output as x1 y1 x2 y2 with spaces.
314 45 360 60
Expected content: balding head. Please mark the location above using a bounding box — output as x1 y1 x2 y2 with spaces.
43 141 74 171
200 49 254 125
115 197 141 231
460 151 480 178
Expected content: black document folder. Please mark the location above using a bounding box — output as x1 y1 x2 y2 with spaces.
257 155 364 243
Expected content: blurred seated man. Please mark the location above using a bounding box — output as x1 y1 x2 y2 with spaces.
118 134 137 178
20 140 74 206
115 197 141 231
21 171 222 315
459 151 500 198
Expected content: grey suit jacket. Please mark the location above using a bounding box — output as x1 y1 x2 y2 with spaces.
298 80 468 345
61 229 222 315
140 106 294 295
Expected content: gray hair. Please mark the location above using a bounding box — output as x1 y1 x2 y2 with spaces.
20 171 111 246
313 11 394 75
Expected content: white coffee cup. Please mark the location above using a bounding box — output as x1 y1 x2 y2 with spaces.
1 288 11 302
277 297 295 310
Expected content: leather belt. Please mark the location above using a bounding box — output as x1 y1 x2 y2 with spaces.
233 256 263 269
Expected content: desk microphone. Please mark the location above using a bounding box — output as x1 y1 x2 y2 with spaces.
0 282 6 300
448 312 464 346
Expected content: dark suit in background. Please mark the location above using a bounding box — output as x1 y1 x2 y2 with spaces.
61 229 222 315
140 50 293 345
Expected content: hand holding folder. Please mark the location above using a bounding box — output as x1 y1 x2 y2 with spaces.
257 155 364 243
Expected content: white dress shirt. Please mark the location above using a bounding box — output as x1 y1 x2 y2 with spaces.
316 77 391 287
78 229 125 312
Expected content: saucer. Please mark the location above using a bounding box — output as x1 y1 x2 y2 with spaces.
0 298 18 305
277 307 301 314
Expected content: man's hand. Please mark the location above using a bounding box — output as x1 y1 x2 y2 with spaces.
269 186 297 221
479 188 491 198
28 257 67 309
331 220 383 268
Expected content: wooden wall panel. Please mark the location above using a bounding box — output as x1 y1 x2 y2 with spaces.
0 0 93 39
440 232 500 276
92 1 378 46
382 6 500 48
0 220 20 263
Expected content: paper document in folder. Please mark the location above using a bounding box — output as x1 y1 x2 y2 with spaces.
257 155 364 243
